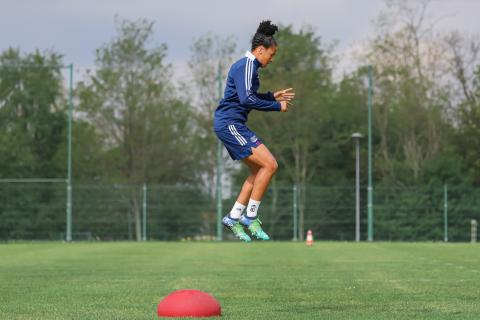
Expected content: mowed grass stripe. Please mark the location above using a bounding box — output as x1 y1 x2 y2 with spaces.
0 242 479 319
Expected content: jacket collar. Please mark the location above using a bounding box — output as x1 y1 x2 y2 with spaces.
245 51 261 67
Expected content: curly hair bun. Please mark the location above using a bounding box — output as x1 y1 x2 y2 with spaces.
256 20 278 36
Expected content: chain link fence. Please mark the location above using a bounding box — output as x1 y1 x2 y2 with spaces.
0 183 479 241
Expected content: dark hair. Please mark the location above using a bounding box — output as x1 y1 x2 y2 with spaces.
251 20 278 51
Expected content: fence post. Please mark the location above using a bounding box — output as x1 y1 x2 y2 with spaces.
293 184 298 241
367 65 374 242
216 63 223 241
444 184 448 242
471 220 477 243
142 183 147 241
66 63 73 242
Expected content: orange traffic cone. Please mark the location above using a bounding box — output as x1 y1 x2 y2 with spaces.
306 229 314 246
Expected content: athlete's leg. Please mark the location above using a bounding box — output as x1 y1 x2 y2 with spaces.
235 161 261 205
242 144 278 201
222 161 261 242
239 144 277 240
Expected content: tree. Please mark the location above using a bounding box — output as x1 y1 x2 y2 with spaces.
77 17 199 240
364 0 452 183
0 48 67 239
445 31 480 184
0 48 66 178
187 33 237 197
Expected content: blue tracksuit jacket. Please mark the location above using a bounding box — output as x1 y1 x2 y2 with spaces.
213 51 281 129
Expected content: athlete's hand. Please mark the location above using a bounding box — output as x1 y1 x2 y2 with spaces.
274 88 295 102
280 100 291 112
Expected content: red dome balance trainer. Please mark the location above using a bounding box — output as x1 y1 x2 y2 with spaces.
157 289 221 318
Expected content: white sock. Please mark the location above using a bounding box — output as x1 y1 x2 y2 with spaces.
229 201 246 219
246 199 261 218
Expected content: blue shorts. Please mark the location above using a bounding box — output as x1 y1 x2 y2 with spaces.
214 123 263 160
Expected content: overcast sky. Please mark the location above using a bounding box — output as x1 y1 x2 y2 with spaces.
1 0 479 80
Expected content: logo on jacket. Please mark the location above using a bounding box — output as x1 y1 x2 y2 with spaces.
250 135 258 143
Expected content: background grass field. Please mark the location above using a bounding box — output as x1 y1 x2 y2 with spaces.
1 242 479 319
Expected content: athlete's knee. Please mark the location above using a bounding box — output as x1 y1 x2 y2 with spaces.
272 159 279 173
263 159 278 175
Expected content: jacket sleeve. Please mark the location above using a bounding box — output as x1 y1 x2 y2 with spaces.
233 63 281 111
256 92 276 101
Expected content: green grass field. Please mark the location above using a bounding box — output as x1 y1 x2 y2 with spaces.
1 242 479 319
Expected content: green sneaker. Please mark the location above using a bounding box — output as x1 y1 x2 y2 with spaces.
240 216 270 240
222 216 251 242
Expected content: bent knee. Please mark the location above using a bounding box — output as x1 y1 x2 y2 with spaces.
264 159 278 174
272 159 279 172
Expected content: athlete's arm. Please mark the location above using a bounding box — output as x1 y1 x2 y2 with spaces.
256 92 276 101
233 65 281 111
